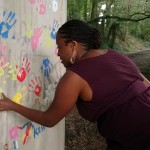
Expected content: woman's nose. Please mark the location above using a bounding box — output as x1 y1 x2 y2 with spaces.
56 47 59 56
57 51 60 56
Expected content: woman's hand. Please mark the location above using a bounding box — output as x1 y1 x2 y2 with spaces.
0 93 13 111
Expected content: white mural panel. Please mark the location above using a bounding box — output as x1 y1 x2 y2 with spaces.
0 0 66 149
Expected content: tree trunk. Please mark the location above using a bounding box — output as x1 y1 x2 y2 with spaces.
127 50 150 80
91 0 98 19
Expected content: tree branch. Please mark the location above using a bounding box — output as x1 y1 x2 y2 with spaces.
87 12 150 23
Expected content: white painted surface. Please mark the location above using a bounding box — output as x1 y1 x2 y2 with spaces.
0 0 66 149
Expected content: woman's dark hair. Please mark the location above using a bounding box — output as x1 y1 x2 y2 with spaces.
57 19 102 50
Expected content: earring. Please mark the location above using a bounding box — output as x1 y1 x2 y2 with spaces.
70 50 76 64
70 57 75 64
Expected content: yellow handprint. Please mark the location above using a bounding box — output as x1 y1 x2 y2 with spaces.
0 67 4 77
0 62 9 77
43 28 52 48
7 60 18 80
12 86 27 104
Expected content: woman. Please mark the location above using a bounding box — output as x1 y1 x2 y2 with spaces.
0 19 150 150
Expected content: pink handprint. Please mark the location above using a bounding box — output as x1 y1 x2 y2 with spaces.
36 0 46 15
16 57 31 82
29 76 42 96
28 0 36 4
9 126 22 141
0 44 6 68
31 27 42 50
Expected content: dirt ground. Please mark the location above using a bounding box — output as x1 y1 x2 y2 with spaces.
65 107 107 150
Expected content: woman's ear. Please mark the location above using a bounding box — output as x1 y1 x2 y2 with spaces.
72 41 78 46
71 41 78 51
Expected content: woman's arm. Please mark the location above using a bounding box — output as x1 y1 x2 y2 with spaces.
0 70 84 127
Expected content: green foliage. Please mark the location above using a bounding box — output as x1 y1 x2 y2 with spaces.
67 0 150 52
67 0 92 20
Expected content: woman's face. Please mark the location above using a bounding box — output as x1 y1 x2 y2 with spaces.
56 33 73 68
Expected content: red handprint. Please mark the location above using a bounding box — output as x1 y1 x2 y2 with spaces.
29 76 42 96
16 57 30 82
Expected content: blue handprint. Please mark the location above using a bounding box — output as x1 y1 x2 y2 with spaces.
50 20 59 40
41 58 53 77
0 11 17 39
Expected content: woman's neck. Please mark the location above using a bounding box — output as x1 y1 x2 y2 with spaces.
78 49 108 60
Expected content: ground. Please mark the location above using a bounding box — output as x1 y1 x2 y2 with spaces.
65 107 107 150
65 50 150 150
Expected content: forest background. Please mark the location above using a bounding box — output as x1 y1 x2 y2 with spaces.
65 0 150 150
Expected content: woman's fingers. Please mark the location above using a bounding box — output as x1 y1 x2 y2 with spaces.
0 94 11 111
0 100 6 111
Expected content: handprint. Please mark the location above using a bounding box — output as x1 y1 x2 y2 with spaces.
0 62 9 77
0 44 9 79
49 0 58 12
29 76 42 96
0 44 6 68
43 28 53 48
12 86 27 104
16 57 30 82
9 126 22 141
9 126 21 150
28 0 36 4
41 58 53 77
36 0 47 15
50 20 59 40
25 23 33 39
0 11 17 39
0 67 4 77
7 60 18 80
31 27 42 50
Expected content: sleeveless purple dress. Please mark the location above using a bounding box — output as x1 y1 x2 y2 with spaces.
68 49 150 150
